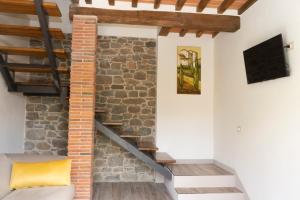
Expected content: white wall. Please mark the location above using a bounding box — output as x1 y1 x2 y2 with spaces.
214 0 300 200
157 34 214 159
0 14 28 153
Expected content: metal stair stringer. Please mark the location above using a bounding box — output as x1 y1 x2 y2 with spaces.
95 119 172 180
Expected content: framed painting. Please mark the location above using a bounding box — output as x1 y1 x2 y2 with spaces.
177 46 201 94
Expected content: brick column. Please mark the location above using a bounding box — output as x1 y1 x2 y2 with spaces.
68 15 97 200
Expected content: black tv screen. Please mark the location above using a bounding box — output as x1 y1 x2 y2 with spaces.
243 34 288 84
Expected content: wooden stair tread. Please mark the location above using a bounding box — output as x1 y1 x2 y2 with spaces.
16 81 69 87
167 164 233 176
0 24 65 39
119 131 140 139
95 108 107 113
8 65 69 74
0 46 67 59
120 134 140 138
175 187 242 194
102 121 123 126
138 141 158 151
155 152 176 164
0 0 61 17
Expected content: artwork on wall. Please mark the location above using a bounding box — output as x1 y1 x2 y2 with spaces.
177 46 201 94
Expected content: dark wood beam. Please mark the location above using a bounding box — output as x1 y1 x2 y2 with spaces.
196 31 203 38
238 0 257 15
70 6 241 32
218 0 236 14
154 0 161 9
159 27 171 36
175 0 187 11
179 29 188 37
197 0 210 12
132 0 138 7
108 0 115 6
212 32 219 38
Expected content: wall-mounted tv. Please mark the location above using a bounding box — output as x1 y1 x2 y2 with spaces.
243 34 289 84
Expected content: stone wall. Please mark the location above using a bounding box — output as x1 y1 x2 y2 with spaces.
24 35 71 155
25 96 69 155
94 36 157 182
24 35 158 182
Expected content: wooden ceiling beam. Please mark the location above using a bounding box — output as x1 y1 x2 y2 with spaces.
132 0 138 7
0 24 65 39
238 0 257 15
108 0 115 5
154 0 161 9
196 31 203 38
70 6 241 32
0 0 61 17
179 29 188 37
197 0 211 12
218 0 236 14
159 27 171 36
175 0 187 11
212 32 219 38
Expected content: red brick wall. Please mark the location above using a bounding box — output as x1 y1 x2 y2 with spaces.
68 15 97 200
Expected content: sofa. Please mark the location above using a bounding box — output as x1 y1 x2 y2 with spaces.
0 154 74 200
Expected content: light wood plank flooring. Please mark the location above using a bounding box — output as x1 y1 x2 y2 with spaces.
167 164 233 176
93 183 173 200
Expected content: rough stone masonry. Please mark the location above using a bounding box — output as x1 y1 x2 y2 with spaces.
24 34 158 182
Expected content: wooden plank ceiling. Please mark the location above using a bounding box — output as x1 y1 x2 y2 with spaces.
86 0 257 15
81 0 257 37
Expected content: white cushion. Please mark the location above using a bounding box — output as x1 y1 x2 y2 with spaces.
0 154 12 199
2 185 75 200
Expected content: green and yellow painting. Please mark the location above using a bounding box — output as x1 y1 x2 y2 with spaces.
177 46 201 94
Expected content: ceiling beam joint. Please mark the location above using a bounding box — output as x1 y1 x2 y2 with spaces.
238 0 257 15
154 0 161 9
197 0 211 12
218 0 235 14
159 27 171 36
132 0 138 7
175 0 187 11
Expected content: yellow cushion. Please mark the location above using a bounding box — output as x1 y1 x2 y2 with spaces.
10 159 71 189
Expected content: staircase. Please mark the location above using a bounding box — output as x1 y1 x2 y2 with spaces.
94 108 176 180
0 0 69 99
165 164 246 200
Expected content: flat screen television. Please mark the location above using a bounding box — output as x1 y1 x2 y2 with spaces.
243 34 289 84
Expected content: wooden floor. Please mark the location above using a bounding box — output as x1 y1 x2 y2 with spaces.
167 164 232 176
93 183 173 200
176 187 242 194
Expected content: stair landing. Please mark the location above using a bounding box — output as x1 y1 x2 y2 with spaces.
165 164 245 200
168 164 233 176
